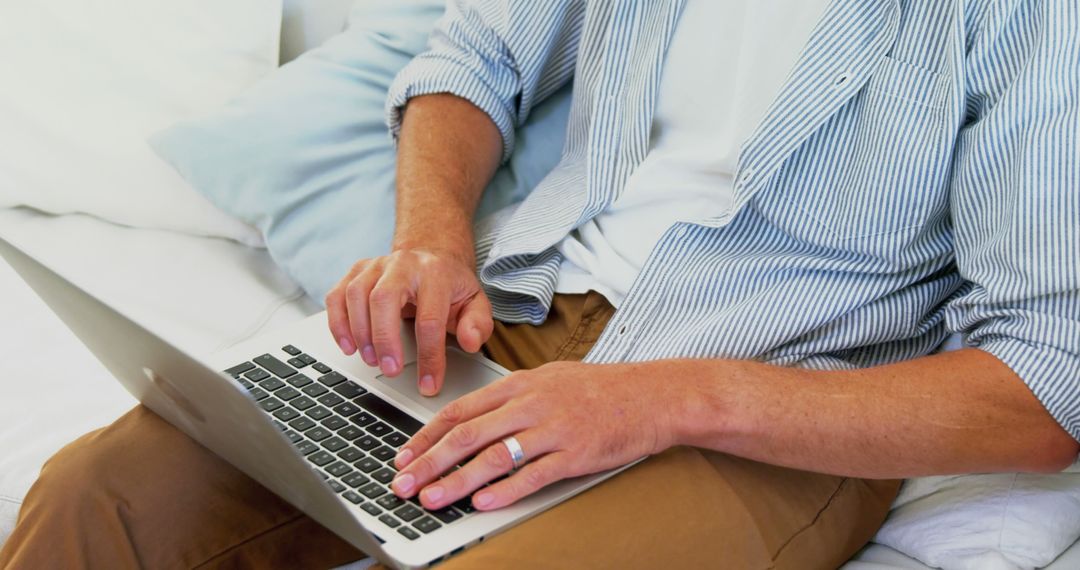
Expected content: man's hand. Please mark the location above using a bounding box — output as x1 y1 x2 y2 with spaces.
325 248 494 396
388 361 677 511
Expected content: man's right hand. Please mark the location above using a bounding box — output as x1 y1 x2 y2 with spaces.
325 248 494 397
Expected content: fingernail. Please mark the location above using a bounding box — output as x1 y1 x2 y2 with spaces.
419 375 436 396
381 356 399 375
396 448 414 468
393 472 415 495
475 492 494 508
361 345 376 366
422 485 444 504
338 336 356 355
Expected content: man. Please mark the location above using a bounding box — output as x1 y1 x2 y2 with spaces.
2 0 1078 568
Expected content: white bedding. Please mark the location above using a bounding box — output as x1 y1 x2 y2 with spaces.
0 207 318 544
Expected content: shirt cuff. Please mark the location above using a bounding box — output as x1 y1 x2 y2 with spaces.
385 53 517 163
978 336 1080 443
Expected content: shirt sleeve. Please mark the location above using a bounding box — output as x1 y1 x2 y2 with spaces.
385 0 584 163
945 1 1080 440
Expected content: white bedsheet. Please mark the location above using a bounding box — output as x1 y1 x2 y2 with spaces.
0 207 318 545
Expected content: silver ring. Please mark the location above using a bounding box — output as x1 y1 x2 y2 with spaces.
501 436 526 469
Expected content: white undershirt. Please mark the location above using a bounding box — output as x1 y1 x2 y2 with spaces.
554 0 831 306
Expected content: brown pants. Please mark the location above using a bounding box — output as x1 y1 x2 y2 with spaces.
0 292 899 569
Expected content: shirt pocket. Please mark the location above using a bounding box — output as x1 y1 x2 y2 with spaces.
764 55 953 243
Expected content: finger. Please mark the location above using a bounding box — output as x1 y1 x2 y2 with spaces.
368 270 410 376
326 280 356 356
394 380 518 471
454 292 494 353
469 452 569 511
344 266 381 366
414 280 452 396
393 417 542 508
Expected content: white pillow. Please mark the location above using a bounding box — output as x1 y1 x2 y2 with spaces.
0 0 281 245
876 466 1080 570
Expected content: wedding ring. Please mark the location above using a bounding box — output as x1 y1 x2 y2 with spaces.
501 436 526 469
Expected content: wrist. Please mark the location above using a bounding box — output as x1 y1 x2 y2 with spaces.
655 358 746 451
391 235 476 268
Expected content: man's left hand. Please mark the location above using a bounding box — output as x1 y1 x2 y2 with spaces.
389 360 677 511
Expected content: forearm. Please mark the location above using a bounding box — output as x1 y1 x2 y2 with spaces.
663 349 1078 478
393 94 503 263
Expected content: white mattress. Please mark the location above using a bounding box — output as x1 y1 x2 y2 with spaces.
3 206 1079 569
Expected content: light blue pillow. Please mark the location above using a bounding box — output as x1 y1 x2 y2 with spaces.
150 0 571 302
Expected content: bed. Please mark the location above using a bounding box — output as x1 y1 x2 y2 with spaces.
2 1 1078 568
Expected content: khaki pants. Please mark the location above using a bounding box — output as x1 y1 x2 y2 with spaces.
0 292 899 569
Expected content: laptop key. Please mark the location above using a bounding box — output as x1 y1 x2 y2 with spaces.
318 372 347 387
328 480 345 493
306 381 331 395
287 373 313 388
275 387 300 401
354 435 380 451
226 362 256 376
254 354 297 378
295 440 318 456
284 430 303 444
378 514 401 528
337 447 364 463
244 368 270 382
337 426 365 441
343 491 364 505
370 446 396 462
249 387 269 401
317 393 345 408
286 357 306 368
260 378 285 391
430 507 463 525
326 461 353 477
412 516 442 534
382 432 408 448
376 494 404 511
453 498 476 514
371 467 396 485
290 396 316 411
297 353 316 365
354 394 424 436
394 504 423 522
308 451 335 466
306 427 332 442
366 422 392 438
320 416 347 430
322 437 348 452
397 527 420 541
343 472 369 488
273 420 287 431
360 502 382 517
350 412 376 428
333 402 361 417
258 398 284 412
313 362 332 374
282 345 302 356
334 382 365 399
358 482 388 499
305 406 332 421
354 457 380 473
237 378 254 389
273 408 301 422
289 416 316 431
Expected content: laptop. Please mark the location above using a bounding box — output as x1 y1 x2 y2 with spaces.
0 234 637 569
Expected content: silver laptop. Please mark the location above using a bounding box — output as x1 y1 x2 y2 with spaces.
0 234 636 569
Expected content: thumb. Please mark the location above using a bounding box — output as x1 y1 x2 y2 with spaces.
455 292 494 353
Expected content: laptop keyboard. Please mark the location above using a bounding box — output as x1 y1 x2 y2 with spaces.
224 345 474 541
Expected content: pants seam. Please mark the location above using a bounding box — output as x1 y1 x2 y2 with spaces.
769 477 850 565
189 513 307 569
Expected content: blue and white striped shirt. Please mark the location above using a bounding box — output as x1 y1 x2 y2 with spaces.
387 1 1080 440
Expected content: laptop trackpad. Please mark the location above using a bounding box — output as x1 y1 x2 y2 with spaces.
374 348 507 415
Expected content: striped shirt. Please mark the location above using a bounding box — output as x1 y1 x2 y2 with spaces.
387 1 1080 440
